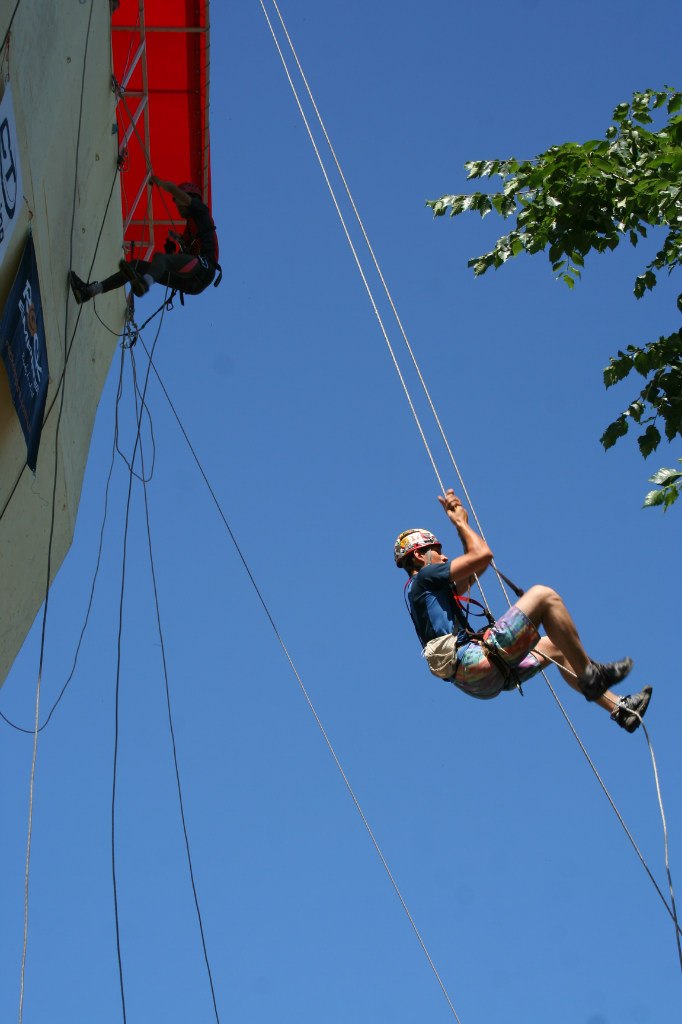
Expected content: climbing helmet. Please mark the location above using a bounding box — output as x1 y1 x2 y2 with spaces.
394 528 441 567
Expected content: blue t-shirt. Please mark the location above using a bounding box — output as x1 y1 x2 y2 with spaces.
405 562 470 647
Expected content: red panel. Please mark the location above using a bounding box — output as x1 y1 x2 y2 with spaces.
111 0 211 258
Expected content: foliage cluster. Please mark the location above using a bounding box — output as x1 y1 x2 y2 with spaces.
429 88 682 508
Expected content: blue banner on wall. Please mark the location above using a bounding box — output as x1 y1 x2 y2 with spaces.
0 234 49 471
0 83 24 268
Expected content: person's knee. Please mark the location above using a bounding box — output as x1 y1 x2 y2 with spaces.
516 584 563 625
525 584 559 607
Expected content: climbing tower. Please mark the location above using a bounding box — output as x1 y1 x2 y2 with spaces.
0 0 211 686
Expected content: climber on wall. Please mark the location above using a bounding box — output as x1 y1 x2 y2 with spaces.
69 175 220 303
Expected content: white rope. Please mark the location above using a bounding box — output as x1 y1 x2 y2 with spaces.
140 336 464 1023
541 672 681 948
19 4 95 1019
258 7 466 1016
18 667 42 1024
266 0 513 611
258 0 682 974
257 0 446 498
640 721 682 966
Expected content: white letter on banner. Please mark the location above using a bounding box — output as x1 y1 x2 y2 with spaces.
0 83 23 267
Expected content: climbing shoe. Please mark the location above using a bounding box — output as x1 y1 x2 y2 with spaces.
118 260 149 298
579 656 633 702
610 686 652 734
69 270 92 304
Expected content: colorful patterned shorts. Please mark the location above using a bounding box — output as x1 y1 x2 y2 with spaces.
452 605 542 700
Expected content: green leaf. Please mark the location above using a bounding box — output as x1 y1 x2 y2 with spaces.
603 350 636 387
643 478 681 509
429 87 682 504
601 416 629 449
643 487 668 507
633 350 652 375
638 423 661 457
648 463 682 485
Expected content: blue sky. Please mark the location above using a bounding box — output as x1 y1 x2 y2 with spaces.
1 1 681 1021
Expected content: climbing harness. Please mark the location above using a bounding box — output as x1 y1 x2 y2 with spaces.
405 575 526 694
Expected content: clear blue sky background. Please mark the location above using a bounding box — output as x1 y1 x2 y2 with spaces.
1 2 681 1021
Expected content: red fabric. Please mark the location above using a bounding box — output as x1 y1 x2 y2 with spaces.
111 0 211 257
176 257 199 274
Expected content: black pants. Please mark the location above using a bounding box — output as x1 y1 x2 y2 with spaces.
102 253 216 296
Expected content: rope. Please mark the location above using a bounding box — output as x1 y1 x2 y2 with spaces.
258 0 681 975
0 163 120 524
1 0 22 56
640 721 682 966
114 340 156 483
0 435 116 735
0 288 169 735
18 3 94 1020
109 309 166 1024
0 309 168 734
131 341 222 1023
541 672 681 944
262 0 509 616
137 335 464 1023
113 83 180 235
257 0 446 499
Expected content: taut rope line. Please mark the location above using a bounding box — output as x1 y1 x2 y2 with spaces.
257 0 681 966
257 0 446 501
130 331 222 1022
18 4 95 1019
138 334 465 1024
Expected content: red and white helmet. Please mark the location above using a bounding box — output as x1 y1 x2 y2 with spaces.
178 181 202 199
394 528 441 567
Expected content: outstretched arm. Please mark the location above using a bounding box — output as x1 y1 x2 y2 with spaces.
150 175 193 207
438 489 493 588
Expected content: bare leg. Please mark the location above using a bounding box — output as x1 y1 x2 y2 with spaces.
515 585 592 678
512 585 643 729
530 637 620 713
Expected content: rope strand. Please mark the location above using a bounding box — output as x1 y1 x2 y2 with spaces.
109 310 166 1024
132 341 222 1021
258 0 681 972
138 334 464 1023
18 5 95 1019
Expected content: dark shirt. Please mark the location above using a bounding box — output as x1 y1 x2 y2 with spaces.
406 562 470 647
183 196 220 262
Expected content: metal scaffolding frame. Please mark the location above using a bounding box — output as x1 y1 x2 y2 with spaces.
112 0 154 258
111 0 211 261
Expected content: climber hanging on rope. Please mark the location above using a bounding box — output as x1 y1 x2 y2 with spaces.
396 488 652 733
69 175 220 304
